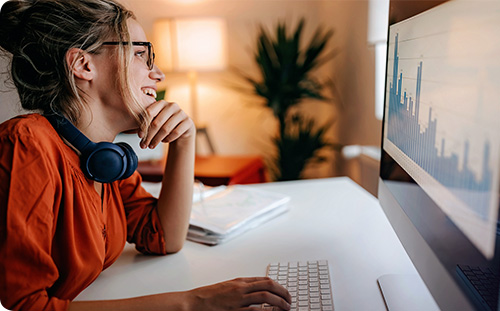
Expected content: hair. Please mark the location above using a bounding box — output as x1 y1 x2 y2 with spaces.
0 0 149 130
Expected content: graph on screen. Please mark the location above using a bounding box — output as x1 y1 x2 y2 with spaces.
383 1 500 257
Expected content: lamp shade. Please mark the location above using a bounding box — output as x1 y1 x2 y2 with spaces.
153 17 228 72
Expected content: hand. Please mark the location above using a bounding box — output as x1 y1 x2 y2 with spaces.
139 100 195 149
188 277 292 311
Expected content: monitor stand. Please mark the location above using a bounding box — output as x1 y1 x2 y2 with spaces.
377 274 440 311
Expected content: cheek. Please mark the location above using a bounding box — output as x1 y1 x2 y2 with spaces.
129 68 145 93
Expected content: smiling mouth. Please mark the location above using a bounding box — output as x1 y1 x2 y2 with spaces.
142 88 157 99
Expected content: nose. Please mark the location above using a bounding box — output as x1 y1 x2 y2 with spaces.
150 64 165 82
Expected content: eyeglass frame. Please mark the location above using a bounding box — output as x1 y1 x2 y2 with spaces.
101 41 155 70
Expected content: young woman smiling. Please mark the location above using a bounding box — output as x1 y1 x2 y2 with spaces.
0 0 291 310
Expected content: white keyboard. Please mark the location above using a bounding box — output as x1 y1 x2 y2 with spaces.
266 260 334 311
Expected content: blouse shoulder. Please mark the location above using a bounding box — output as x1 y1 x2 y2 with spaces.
0 113 83 180
0 113 56 140
0 113 75 161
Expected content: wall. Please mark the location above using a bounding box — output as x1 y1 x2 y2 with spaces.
317 0 383 188
0 0 383 185
0 55 23 122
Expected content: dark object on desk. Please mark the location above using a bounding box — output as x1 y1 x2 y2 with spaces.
457 265 500 311
137 155 267 186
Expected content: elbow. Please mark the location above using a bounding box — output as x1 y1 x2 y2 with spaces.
164 238 185 254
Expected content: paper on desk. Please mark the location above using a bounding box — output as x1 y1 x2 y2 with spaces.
189 185 290 236
141 182 226 202
187 202 289 245
141 182 291 245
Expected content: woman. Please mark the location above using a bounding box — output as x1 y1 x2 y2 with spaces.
0 0 291 310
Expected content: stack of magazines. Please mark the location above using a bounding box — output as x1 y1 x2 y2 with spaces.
142 182 290 245
188 185 290 245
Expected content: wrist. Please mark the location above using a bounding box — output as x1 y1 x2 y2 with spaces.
184 289 200 311
169 131 196 150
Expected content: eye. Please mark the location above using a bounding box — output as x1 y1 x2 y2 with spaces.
135 49 147 59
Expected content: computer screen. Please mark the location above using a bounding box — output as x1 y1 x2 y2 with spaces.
378 0 500 310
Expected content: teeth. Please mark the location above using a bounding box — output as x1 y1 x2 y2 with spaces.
142 88 157 99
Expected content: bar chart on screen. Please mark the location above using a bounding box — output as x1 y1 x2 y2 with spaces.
382 2 500 258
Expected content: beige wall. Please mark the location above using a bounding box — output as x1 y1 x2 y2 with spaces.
0 55 23 122
0 0 383 184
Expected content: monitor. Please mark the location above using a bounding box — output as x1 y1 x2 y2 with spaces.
378 0 500 310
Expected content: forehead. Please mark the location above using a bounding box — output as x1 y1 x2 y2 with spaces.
127 19 147 41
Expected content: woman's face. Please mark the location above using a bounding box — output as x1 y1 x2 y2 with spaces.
127 18 164 110
92 19 164 131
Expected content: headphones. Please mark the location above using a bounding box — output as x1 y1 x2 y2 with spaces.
46 114 138 183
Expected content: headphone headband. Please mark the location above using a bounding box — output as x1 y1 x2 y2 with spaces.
45 114 96 153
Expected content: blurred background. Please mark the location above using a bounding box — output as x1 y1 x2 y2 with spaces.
0 0 389 196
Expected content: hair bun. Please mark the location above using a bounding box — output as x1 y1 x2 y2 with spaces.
0 0 33 54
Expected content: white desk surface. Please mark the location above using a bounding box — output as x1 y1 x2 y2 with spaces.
76 177 419 310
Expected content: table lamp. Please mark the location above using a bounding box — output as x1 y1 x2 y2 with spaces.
153 17 228 154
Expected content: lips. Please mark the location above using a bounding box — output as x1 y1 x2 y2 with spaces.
141 87 157 99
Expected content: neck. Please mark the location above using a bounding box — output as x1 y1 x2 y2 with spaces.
76 107 124 143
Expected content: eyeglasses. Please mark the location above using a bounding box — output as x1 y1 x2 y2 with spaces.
102 41 155 70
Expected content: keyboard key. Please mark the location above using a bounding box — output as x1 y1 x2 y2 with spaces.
322 299 333 306
298 300 309 307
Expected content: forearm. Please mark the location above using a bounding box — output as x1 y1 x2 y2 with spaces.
68 291 191 311
156 136 196 253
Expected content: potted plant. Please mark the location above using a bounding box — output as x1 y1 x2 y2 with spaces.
239 18 342 181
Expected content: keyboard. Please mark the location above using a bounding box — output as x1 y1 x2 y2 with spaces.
457 264 500 311
265 260 334 311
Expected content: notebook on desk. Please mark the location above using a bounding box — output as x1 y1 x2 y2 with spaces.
141 182 290 245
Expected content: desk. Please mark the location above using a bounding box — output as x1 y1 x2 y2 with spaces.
76 177 419 310
138 155 266 186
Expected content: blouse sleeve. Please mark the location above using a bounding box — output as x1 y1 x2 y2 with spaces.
119 172 167 256
0 135 69 311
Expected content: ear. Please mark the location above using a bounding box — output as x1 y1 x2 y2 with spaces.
66 48 94 81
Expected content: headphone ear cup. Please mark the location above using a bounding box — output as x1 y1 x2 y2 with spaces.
116 142 138 180
83 142 128 183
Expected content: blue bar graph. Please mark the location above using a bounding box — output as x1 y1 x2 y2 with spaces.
386 34 493 219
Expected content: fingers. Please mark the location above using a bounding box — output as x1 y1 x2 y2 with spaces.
190 277 291 311
243 292 291 310
247 278 291 303
140 100 193 149
235 277 292 310
236 277 291 302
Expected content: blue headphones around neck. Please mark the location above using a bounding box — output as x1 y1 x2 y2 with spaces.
46 114 138 183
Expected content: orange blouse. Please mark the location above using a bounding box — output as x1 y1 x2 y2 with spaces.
0 114 167 311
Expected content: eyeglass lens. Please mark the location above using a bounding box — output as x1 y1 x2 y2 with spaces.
101 42 155 70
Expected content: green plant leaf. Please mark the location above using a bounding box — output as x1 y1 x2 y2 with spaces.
237 18 341 181
156 89 166 101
